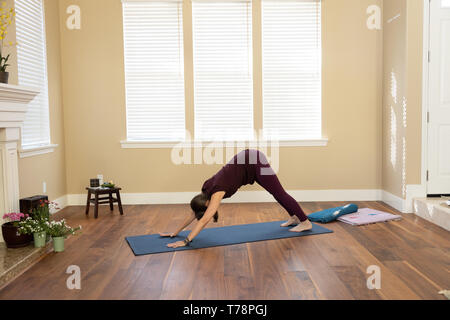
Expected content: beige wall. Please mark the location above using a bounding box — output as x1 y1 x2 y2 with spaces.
58 0 384 195
405 0 424 187
2 0 425 202
382 0 423 198
8 0 67 201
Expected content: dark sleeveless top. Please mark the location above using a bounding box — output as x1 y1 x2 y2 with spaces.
201 149 259 199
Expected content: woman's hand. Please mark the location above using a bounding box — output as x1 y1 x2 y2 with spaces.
167 241 186 248
159 232 176 238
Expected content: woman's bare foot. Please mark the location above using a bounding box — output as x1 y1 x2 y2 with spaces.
281 215 300 227
289 219 313 233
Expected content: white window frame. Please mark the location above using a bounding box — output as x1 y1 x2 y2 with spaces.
122 0 187 143
192 0 254 142
261 0 323 141
15 0 57 157
121 0 328 149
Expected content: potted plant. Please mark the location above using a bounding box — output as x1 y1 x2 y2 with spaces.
45 219 81 253
101 180 115 188
2 212 32 248
32 200 59 221
0 4 16 84
18 217 47 248
32 200 59 242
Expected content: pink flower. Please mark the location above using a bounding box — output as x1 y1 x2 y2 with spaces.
2 212 26 222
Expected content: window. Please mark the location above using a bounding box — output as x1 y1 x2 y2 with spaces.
192 0 253 141
122 0 185 142
15 0 51 149
121 0 325 147
262 0 322 140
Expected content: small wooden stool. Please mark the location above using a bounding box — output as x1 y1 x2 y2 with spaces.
85 187 124 219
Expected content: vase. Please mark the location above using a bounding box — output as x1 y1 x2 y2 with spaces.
1 223 32 248
52 237 65 252
33 231 46 248
0 71 9 84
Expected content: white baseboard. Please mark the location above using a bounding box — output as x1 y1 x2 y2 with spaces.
380 184 426 214
55 187 426 214
381 190 406 213
65 189 382 206
47 185 429 216
51 194 68 214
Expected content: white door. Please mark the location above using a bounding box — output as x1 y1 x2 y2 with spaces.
428 0 450 195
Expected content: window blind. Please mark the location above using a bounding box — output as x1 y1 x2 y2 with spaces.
262 0 322 140
192 0 253 141
15 0 51 149
122 0 186 142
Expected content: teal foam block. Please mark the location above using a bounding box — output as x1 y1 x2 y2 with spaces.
307 204 359 223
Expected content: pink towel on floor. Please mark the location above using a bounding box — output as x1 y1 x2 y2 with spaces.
337 208 402 226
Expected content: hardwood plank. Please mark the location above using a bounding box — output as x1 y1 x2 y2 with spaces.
383 260 446 300
329 223 422 300
159 249 203 300
246 240 291 299
282 271 322 300
339 222 403 262
223 245 256 300
287 236 355 300
190 247 226 300
331 266 382 300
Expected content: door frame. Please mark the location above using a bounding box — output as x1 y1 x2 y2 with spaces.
422 0 450 196
421 0 430 196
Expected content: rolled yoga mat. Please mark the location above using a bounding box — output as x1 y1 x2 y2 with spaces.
126 221 333 256
307 204 359 223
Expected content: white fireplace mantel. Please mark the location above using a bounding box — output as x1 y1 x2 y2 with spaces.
0 83 39 242
0 83 40 128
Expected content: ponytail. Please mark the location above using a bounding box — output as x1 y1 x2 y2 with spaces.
190 193 220 223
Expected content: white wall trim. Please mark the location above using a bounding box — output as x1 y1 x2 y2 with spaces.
59 187 426 214
50 194 68 214
36 189 423 215
379 187 425 214
420 0 430 197
122 0 183 3
381 190 406 213
19 144 58 158
120 139 329 149
58 188 427 214
66 189 381 207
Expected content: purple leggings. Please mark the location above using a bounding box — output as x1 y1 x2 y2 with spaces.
251 151 308 222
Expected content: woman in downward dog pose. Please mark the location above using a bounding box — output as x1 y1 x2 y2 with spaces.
161 149 312 248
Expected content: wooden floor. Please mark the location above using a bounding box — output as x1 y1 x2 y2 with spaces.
0 201 449 300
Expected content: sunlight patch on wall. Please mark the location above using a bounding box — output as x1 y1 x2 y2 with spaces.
402 136 407 198
391 70 398 104
402 96 407 128
390 106 397 168
401 96 407 198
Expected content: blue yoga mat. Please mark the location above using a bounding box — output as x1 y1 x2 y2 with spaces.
125 221 333 256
